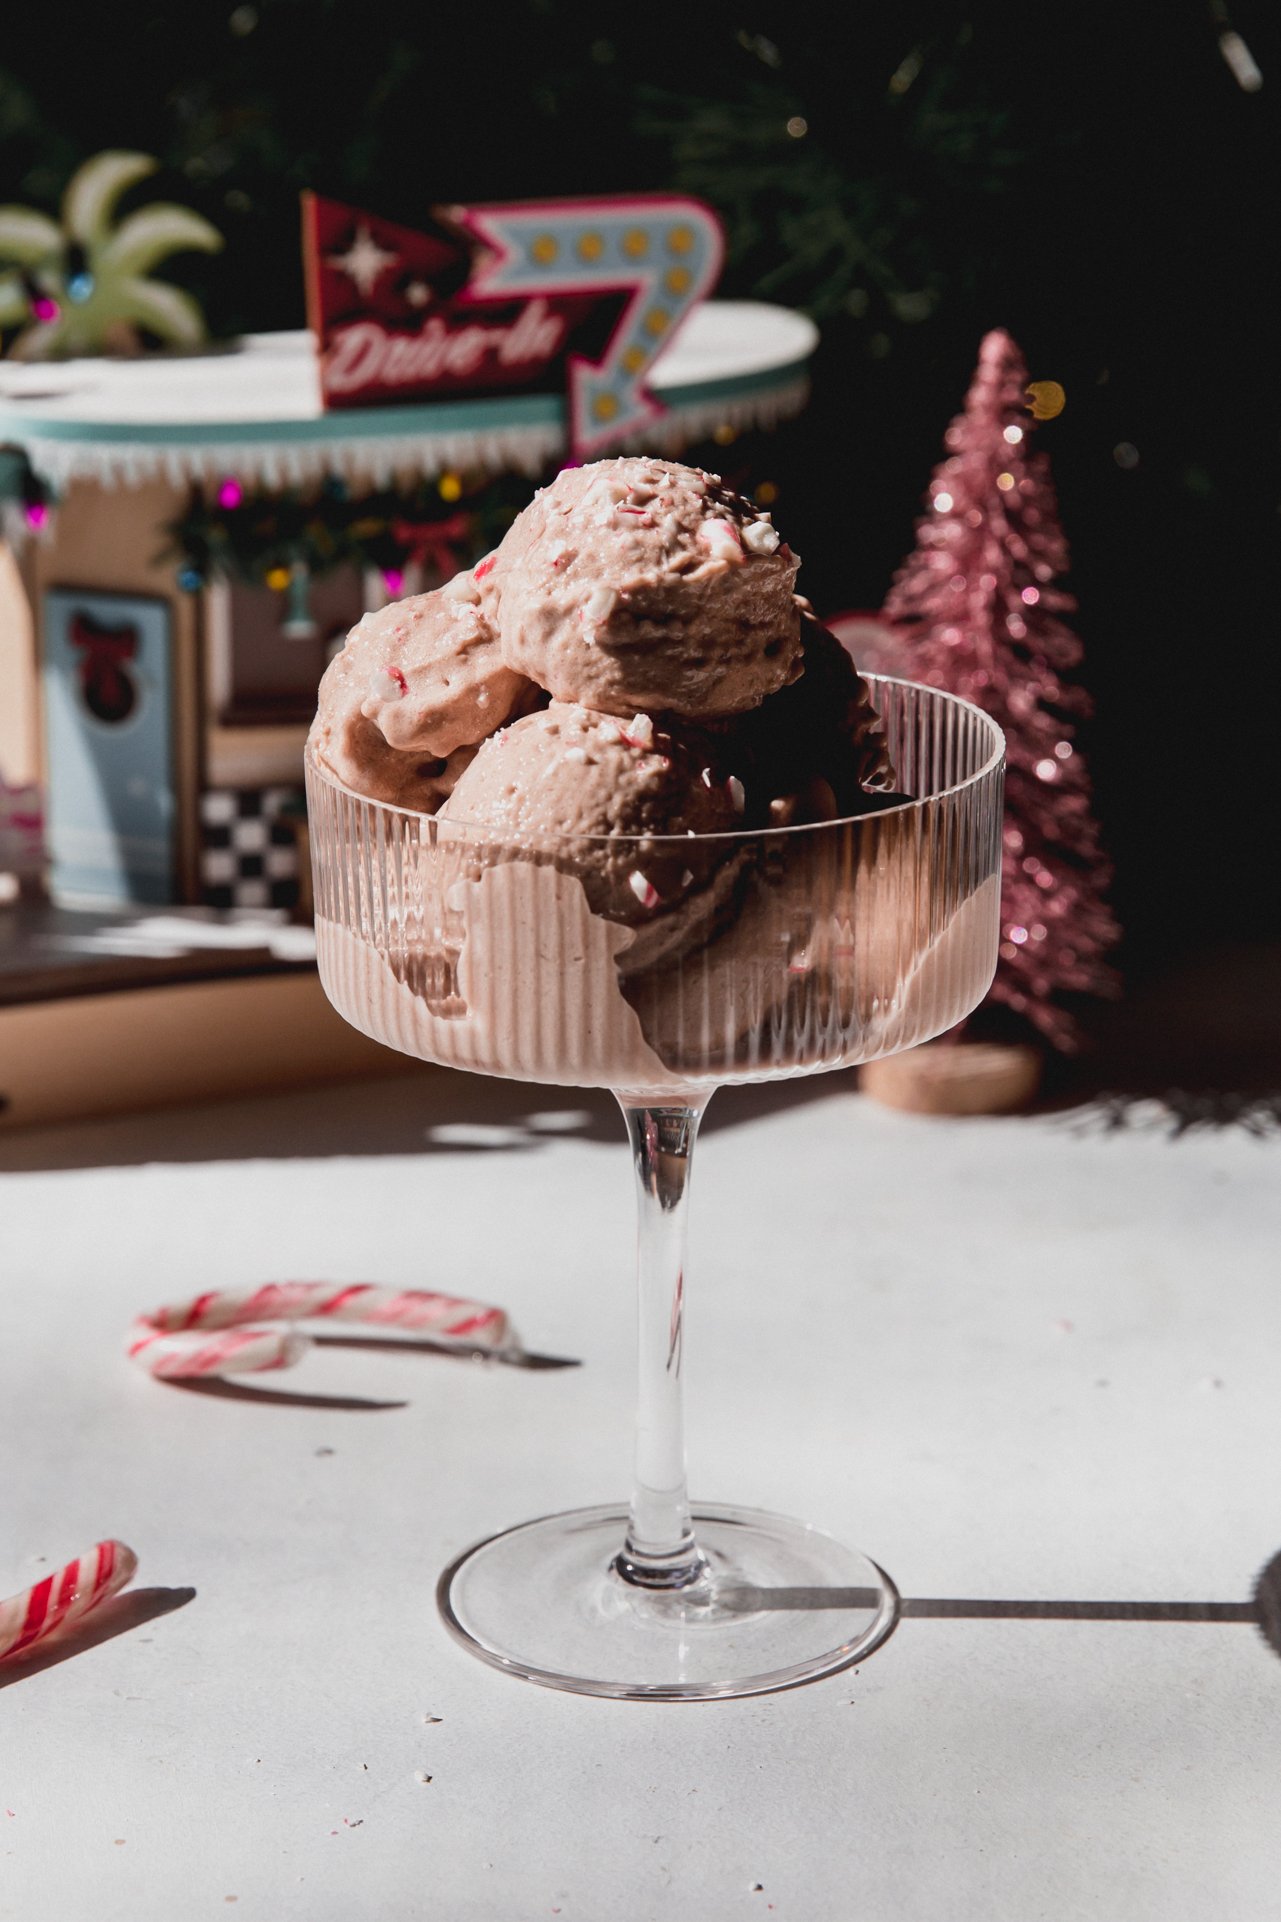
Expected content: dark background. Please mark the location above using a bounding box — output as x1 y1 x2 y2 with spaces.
2 1 1277 1025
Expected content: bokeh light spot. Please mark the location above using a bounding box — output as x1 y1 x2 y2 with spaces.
1026 380 1066 420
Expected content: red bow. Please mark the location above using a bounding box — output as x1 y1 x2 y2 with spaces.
390 512 473 580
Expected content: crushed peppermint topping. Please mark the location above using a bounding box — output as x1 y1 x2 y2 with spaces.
597 721 622 745
473 556 496 580
586 586 615 622
563 745 589 764
371 665 408 700
697 518 745 564
728 775 746 813
625 713 655 748
629 871 660 909
742 519 781 556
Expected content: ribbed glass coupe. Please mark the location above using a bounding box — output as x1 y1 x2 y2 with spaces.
306 677 1004 1700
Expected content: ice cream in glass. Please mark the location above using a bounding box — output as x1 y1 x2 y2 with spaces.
306 456 1004 1699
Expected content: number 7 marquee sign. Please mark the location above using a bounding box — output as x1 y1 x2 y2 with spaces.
302 191 724 460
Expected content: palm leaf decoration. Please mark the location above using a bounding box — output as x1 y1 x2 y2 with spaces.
0 150 222 360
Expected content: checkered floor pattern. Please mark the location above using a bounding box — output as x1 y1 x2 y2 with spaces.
199 786 303 911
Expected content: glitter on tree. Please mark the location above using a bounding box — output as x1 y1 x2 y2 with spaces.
884 328 1119 1050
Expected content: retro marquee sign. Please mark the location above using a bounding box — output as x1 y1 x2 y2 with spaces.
302 191 724 459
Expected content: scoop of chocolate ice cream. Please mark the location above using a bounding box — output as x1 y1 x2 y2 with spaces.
437 701 748 970
322 572 532 761
482 456 802 718
308 571 538 812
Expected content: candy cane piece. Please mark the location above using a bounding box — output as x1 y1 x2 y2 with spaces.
0 1541 138 1663
126 1283 512 1380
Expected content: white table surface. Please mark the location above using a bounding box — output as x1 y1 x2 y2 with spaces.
2 1067 1279 1920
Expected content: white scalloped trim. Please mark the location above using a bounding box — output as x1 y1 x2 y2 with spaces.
19 421 562 493
10 378 808 500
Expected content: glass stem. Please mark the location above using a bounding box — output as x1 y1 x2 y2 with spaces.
613 1096 711 1590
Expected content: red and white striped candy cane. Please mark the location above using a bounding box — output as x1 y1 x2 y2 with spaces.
0 1540 138 1663
126 1282 511 1380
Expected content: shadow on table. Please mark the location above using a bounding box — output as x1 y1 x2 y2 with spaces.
169 1375 410 1413
0 1058 858 1174
1036 940 1281 1137
4 940 1277 1173
5 1557 1276 1694
724 1585 1257 1626
0 1585 196 1689
723 1544 1281 1666
156 1333 581 1412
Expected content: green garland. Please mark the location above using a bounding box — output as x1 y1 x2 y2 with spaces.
0 444 54 529
4 428 781 598
165 427 782 596
167 468 536 594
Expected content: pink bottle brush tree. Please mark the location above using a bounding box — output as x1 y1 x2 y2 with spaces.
883 328 1119 1052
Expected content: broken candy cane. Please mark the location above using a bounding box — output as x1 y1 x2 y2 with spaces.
126 1282 512 1381
0 1540 138 1663
369 664 408 701
697 518 745 564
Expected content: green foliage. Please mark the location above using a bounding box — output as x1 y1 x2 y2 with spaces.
633 45 1027 327
0 151 221 358
168 469 535 588
0 7 1041 347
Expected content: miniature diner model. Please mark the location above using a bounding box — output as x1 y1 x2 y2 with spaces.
0 303 814 912
1 169 816 915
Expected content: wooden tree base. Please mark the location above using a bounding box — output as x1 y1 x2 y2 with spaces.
860 1040 1043 1116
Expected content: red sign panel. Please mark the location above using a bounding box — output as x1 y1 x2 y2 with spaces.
302 191 724 458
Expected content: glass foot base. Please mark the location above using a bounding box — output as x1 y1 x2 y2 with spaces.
437 1503 900 1701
